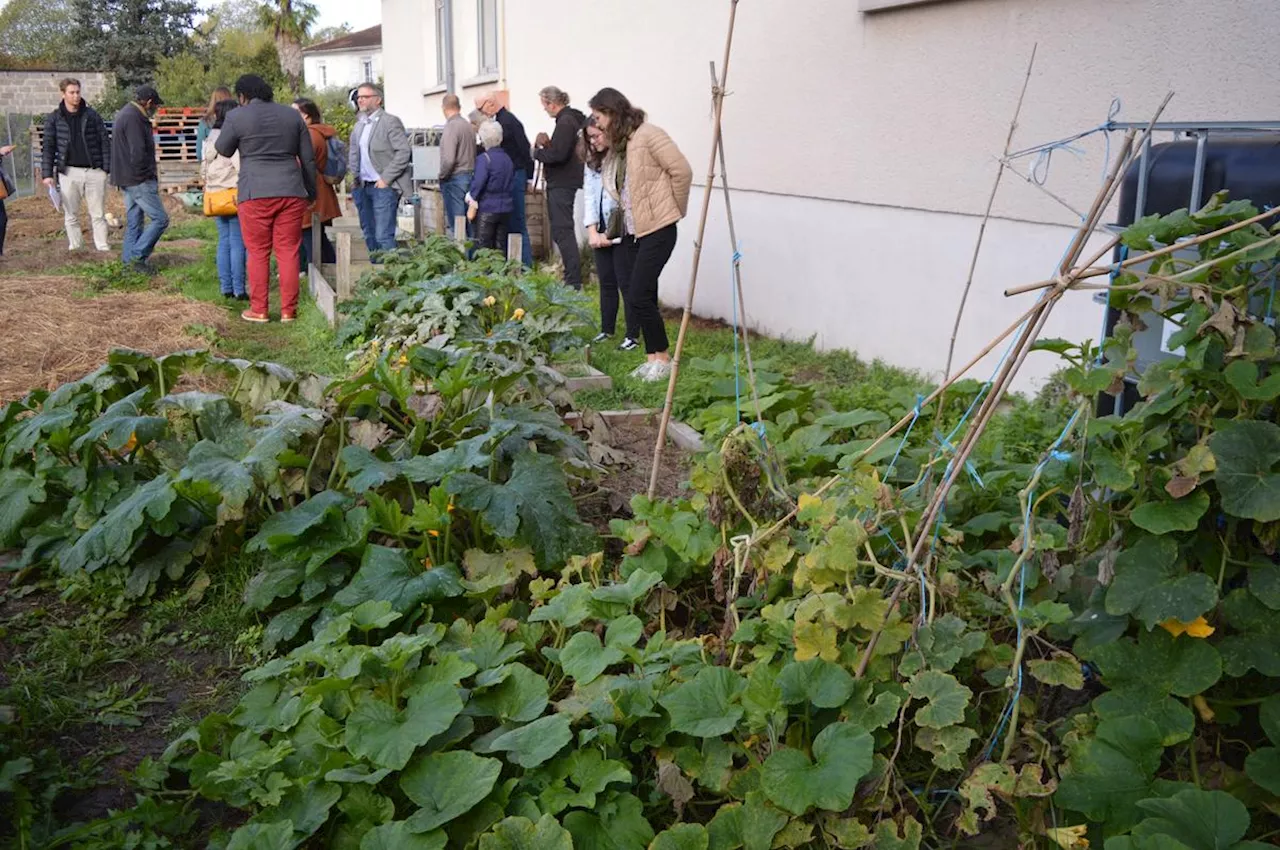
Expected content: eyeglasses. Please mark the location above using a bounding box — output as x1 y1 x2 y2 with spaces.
356 95 378 101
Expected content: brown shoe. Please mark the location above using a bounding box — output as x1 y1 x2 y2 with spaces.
241 310 270 323
280 312 297 323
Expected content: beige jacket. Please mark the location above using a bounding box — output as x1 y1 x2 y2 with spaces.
201 131 240 193
625 123 692 238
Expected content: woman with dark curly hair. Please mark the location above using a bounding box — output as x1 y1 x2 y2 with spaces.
587 87 692 381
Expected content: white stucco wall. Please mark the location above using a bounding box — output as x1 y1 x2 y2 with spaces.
303 49 384 93
381 0 1280 390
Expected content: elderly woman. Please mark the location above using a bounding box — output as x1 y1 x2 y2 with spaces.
587 87 692 381
466 120 515 253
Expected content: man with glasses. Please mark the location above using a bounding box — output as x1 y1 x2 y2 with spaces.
347 84 411 259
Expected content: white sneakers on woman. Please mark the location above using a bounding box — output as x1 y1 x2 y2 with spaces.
629 360 672 382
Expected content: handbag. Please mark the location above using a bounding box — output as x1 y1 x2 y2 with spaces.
204 186 237 216
0 162 13 201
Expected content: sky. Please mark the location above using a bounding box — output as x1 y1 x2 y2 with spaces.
311 0 381 33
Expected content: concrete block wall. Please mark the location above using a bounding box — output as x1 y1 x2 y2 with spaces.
0 70 110 116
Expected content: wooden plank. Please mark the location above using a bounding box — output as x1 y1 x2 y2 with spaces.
336 231 352 300
507 233 523 262
455 215 467 245
310 266 337 327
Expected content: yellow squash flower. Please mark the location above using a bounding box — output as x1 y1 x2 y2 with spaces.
482 295 497 307
1159 616 1215 639
122 433 138 453
428 529 440 538
512 308 526 320
1045 824 1089 850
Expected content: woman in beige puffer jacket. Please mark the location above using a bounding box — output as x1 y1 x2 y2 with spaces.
589 87 693 381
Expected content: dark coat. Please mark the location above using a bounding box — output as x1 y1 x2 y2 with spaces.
495 107 534 176
110 102 157 188
43 103 110 176
533 106 585 190
215 99 316 203
469 148 515 215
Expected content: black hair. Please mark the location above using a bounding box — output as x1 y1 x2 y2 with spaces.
212 98 237 129
293 98 322 124
582 116 606 173
234 74 274 103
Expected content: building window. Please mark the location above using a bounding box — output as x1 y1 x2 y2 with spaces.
435 0 447 84
478 0 498 75
317 61 327 88
362 58 374 83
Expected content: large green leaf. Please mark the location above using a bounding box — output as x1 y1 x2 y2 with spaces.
341 445 403 494
761 722 873 815
775 659 855 709
344 682 463 769
469 662 549 722
1218 589 1280 676
462 547 538 595
0 469 45 547
178 440 257 523
484 714 572 768
592 569 663 607
478 814 574 850
660 667 747 738
1210 420 1280 522
334 544 464 614
558 631 625 685
72 387 167 452
447 451 595 567
272 781 342 838
249 490 352 552
225 820 296 850
361 822 446 850
905 670 971 729
401 750 502 832
1244 748 1280 795
1106 536 1217 628
1131 490 1211 535
1090 628 1222 745
1132 788 1249 850
651 824 709 850
1055 716 1164 831
706 792 788 850
60 474 178 573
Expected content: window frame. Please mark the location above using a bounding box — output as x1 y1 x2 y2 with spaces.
317 61 327 88
477 0 499 76
361 57 374 83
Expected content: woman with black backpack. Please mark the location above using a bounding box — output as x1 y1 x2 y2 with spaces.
293 98 341 268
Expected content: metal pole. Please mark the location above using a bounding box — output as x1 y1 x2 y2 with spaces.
648 0 741 499
1189 131 1208 211
442 0 456 94
1134 133 1152 221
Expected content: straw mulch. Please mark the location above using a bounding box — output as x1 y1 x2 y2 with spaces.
0 275 228 402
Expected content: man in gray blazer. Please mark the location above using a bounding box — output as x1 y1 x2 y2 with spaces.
348 84 411 259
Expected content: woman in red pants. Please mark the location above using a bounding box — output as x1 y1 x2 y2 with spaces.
214 74 317 323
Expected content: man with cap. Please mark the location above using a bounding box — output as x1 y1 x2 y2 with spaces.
111 84 170 271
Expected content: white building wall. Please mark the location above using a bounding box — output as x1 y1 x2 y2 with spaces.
381 0 1280 390
303 50 384 93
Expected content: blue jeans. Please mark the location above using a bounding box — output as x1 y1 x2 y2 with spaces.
440 172 472 239
510 168 532 266
122 180 170 266
215 214 246 297
353 183 400 260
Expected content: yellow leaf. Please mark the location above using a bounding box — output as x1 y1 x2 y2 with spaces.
122 432 138 453
793 621 839 662
1044 824 1089 850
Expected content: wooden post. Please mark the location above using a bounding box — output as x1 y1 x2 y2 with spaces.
507 233 523 263
454 215 467 245
648 0 741 499
311 213 321 277
336 230 352 300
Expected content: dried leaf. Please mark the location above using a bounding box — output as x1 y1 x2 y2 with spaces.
1166 476 1199 499
1097 542 1119 586
624 526 653 557
405 393 443 422
712 547 731 603
350 420 392 451
1067 483 1086 548
1200 299 1240 342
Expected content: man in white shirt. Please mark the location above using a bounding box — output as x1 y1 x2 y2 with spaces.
347 84 411 259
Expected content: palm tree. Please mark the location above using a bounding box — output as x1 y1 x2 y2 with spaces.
256 0 317 91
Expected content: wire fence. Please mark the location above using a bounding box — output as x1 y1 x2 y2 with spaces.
1 112 38 198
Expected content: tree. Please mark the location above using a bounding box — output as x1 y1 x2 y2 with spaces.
0 0 75 66
307 24 353 47
68 0 199 89
256 0 318 92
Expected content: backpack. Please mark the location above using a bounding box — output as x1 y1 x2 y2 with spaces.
323 136 349 184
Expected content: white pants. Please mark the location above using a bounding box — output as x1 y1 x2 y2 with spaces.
61 166 110 251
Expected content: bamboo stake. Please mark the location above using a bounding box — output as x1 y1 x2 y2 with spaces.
1003 205 1280 297
710 59 763 424
648 0 741 499
940 46 1038 394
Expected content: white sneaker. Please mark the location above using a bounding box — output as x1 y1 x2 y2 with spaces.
640 360 671 383
629 362 655 380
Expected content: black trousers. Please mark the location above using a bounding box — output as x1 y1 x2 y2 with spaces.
476 211 510 252
547 187 582 289
300 221 336 269
619 224 677 354
595 245 638 339
0 199 7 255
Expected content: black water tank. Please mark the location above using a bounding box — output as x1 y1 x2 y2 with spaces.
1116 136 1280 225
